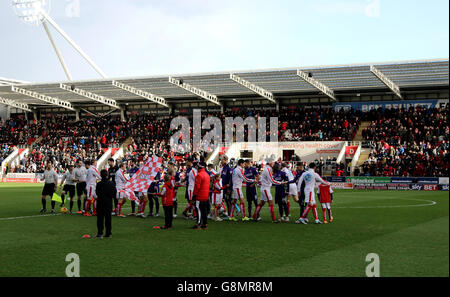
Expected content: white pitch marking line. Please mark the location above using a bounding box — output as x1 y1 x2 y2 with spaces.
0 198 438 221
0 213 61 221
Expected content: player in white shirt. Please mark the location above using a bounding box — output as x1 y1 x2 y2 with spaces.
73 160 87 214
281 163 297 217
296 162 330 225
84 160 101 216
40 164 59 213
230 159 255 222
59 165 77 213
252 161 287 223
115 162 129 218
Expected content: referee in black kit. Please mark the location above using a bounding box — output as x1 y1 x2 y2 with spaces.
95 169 115 238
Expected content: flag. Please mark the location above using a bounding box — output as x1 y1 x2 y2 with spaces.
118 156 163 203
52 192 62 203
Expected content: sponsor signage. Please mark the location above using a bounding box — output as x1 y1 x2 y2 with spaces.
387 183 411 190
330 182 353 189
333 99 439 112
1 178 37 183
409 184 423 191
326 176 346 182
345 146 358 156
416 178 439 184
346 177 391 184
391 177 414 184
439 184 449 191
422 184 439 191
353 183 388 190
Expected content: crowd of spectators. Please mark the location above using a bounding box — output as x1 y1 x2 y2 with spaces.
1 105 448 177
357 106 449 177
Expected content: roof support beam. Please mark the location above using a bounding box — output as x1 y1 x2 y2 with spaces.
168 77 221 106
230 74 276 103
11 86 75 111
370 65 403 99
60 83 119 109
296 70 336 101
111 80 168 108
0 97 32 112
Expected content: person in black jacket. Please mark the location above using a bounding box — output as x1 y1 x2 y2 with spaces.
95 169 115 238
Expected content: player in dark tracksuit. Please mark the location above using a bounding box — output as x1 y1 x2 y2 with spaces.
244 161 259 218
220 157 233 217
273 165 290 221
107 158 119 214
173 169 181 217
148 170 162 216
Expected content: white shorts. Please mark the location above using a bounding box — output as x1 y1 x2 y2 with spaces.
260 187 273 202
116 190 127 200
86 184 97 200
187 187 195 201
212 193 223 205
233 187 244 200
321 202 331 209
305 191 316 205
288 184 298 196
138 191 147 197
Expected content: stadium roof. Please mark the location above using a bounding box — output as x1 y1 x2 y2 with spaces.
0 59 448 110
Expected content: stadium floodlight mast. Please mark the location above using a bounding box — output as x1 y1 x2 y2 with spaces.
12 0 107 80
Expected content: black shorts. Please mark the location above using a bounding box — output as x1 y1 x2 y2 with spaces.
63 184 76 198
76 182 87 196
42 183 56 197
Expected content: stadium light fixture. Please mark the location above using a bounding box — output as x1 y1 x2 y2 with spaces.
11 85 75 111
111 81 168 108
230 74 276 104
168 77 221 106
60 84 119 109
370 65 403 99
0 96 32 112
296 69 336 101
12 0 107 80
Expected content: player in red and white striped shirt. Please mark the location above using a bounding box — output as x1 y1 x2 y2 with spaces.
317 184 334 224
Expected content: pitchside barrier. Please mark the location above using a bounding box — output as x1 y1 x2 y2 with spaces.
0 173 448 191
327 176 449 191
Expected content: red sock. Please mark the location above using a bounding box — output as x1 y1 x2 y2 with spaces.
312 205 319 220
301 206 311 219
85 200 91 212
322 208 327 221
328 208 333 218
184 203 191 213
118 201 123 215
253 204 261 219
230 204 235 217
287 201 291 216
215 205 219 217
221 202 227 213
269 204 276 221
141 201 147 214
240 202 246 217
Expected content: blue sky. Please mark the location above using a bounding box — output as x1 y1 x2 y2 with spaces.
0 0 448 83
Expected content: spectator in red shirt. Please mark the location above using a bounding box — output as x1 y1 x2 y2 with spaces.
156 174 174 230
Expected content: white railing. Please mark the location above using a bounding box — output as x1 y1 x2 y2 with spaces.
350 142 362 175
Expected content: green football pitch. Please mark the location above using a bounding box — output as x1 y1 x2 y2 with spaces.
0 183 448 277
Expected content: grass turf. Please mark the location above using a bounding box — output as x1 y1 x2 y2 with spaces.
0 183 448 277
